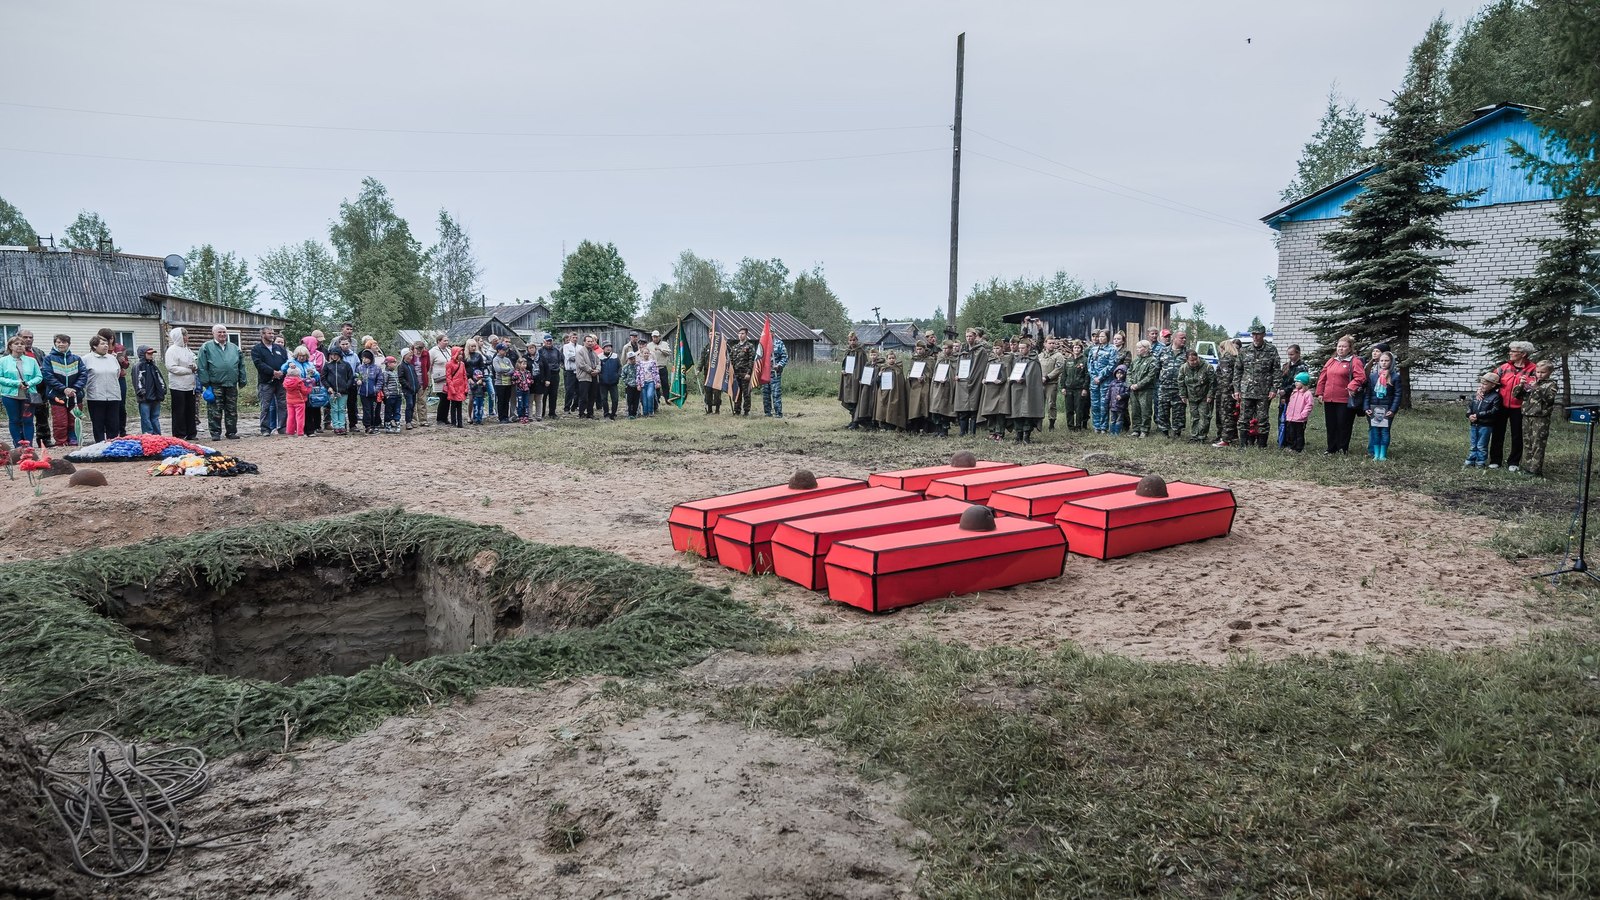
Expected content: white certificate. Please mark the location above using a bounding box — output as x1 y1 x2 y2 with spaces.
910 361 926 379
860 366 875 383
958 358 973 380
984 362 1003 383
880 371 894 390
933 362 951 383
1009 362 1027 382
844 356 856 375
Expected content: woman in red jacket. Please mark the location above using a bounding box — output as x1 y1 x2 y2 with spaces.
1490 341 1538 470
444 346 468 429
1314 334 1366 455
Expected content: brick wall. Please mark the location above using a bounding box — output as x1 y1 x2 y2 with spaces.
1273 199 1597 398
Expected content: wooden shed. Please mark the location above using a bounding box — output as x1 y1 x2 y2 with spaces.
1001 289 1184 343
150 293 289 354
671 309 820 364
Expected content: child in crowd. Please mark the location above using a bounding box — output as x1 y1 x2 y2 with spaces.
469 370 488 424
134 345 166 435
1283 371 1313 453
283 363 310 436
512 358 533 423
621 351 640 419
44 334 85 446
356 350 383 435
1364 351 1400 461
1514 360 1558 477
445 347 467 428
637 350 659 417
381 356 404 434
399 348 421 429
1107 365 1130 436
1465 372 1502 468
492 345 515 423
322 347 352 435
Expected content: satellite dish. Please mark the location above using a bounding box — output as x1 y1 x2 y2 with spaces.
163 254 187 278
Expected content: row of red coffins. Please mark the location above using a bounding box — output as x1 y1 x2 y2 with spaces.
666 461 1234 613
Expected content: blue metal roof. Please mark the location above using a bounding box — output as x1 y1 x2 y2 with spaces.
1262 104 1570 229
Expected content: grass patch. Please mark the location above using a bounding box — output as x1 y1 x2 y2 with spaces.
0 510 768 753
709 636 1600 898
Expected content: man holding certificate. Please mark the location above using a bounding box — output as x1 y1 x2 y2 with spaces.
875 350 909 431
1006 335 1047 444
928 341 957 437
978 337 1011 442
838 331 864 426
905 344 933 433
852 347 882 430
953 328 991 438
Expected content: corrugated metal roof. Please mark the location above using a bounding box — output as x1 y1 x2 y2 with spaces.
689 309 817 341
854 322 918 346
1001 289 1186 323
0 248 167 316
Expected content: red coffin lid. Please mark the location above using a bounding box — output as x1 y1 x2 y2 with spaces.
989 472 1139 519
826 517 1065 576
924 464 1085 503
715 487 922 543
868 461 1015 493
1056 482 1236 529
771 497 974 557
668 478 867 529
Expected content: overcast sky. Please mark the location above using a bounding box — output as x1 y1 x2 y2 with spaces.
4 0 1490 330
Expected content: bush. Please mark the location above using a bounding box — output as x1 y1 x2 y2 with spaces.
778 363 841 399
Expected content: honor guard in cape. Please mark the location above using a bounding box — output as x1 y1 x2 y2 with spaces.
727 327 757 417
928 341 958 437
838 331 864 425
953 328 990 437
906 343 933 434
1232 324 1280 448
1006 336 1047 443
876 350 909 431
853 347 882 429
978 335 1012 441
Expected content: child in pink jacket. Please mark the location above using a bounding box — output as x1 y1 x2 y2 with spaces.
1284 371 1314 453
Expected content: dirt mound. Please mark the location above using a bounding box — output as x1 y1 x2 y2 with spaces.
0 711 97 900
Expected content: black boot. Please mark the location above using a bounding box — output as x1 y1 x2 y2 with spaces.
1023 428 1033 444
1048 420 1056 430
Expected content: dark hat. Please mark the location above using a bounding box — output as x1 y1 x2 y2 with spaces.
959 505 997 532
1374 342 1390 352
1135 475 1169 498
788 469 818 490
328 347 343 357
1249 323 1267 334
950 450 978 468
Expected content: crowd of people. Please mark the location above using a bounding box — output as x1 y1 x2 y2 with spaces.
834 325 1562 477
0 322 691 449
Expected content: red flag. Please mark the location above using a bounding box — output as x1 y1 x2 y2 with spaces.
755 315 775 385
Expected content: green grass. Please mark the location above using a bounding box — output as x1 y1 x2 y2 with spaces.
699 635 1600 898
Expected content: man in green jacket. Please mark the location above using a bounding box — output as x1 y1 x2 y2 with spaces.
1177 349 1216 442
1127 340 1159 438
197 324 248 440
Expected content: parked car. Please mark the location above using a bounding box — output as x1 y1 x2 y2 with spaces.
1194 340 1219 368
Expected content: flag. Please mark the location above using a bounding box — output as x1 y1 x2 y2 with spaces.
702 312 734 396
754 315 775 385
669 317 694 408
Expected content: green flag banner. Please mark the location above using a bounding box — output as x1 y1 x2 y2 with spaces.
670 319 694 408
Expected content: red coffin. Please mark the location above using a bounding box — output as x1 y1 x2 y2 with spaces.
770 497 974 591
824 518 1068 613
714 486 922 574
668 478 867 559
923 463 1086 504
1055 482 1237 559
867 461 1016 494
989 472 1142 520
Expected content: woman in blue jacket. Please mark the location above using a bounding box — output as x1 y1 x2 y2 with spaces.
0 335 44 444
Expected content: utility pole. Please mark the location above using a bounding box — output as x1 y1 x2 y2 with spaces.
946 33 965 329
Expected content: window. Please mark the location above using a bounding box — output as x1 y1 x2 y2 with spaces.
228 333 241 347
0 325 19 345
114 331 135 353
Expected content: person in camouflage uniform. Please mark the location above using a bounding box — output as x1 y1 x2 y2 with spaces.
1127 340 1160 437
1232 324 1280 448
727 327 757 416
1514 360 1559 476
1149 328 1173 434
1038 337 1066 431
1159 330 1188 437
1177 349 1216 442
1213 339 1240 446
698 339 723 414
1060 340 1090 430
761 336 787 418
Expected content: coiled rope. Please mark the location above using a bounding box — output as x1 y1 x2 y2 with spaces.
34 729 236 878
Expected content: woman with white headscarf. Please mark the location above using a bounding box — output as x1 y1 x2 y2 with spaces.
164 327 199 440
1491 340 1538 470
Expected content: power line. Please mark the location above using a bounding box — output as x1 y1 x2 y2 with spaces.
0 101 945 139
966 128 1270 231
965 149 1272 235
0 144 945 176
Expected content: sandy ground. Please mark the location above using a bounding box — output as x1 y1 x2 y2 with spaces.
5 420 1561 899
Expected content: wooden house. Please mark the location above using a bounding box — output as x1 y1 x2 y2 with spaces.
670 309 821 364
853 322 919 351
1001 289 1184 343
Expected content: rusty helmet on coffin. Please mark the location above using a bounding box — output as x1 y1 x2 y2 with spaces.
1135 475 1169 498
959 504 997 532
949 450 978 468
788 469 819 490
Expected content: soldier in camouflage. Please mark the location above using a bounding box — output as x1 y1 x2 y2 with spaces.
728 327 757 416
1232 324 1280 448
1514 360 1559 477
1177 349 1216 442
1213 339 1240 446
1158 330 1188 437
1148 328 1172 434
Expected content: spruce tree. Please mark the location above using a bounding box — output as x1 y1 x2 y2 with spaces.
1311 17 1483 402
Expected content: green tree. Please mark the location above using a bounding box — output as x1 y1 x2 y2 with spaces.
957 276 1047 338
1281 87 1368 202
731 257 791 312
1043 270 1087 306
644 250 735 326
1511 0 1600 197
1483 190 1600 405
330 178 431 331
172 244 259 310
425 209 482 325
550 240 640 323
1311 17 1482 403
258 240 340 339
1171 302 1231 344
786 266 851 345
1445 0 1562 121
0 196 34 245
356 271 404 352
62 210 116 251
